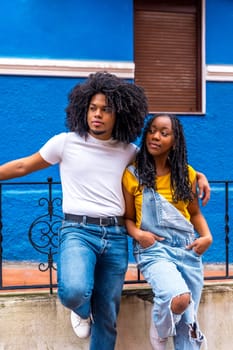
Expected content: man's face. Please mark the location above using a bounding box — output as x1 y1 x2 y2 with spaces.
87 93 116 140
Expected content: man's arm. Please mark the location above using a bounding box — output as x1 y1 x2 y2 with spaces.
196 171 210 206
186 178 213 255
0 152 51 180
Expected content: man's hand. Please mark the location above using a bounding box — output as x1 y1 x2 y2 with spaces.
196 171 211 206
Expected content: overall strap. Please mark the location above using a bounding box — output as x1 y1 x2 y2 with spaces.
127 164 137 177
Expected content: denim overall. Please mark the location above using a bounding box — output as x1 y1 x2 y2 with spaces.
130 168 205 349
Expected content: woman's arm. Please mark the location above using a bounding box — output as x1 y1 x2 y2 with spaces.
123 185 163 248
186 178 213 255
0 152 51 180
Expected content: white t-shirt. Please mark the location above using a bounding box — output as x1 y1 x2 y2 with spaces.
39 132 137 216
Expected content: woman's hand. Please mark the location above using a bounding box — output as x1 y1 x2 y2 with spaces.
186 235 213 255
136 230 164 249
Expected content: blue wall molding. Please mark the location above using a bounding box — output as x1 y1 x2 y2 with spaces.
1 58 233 83
0 58 134 79
206 65 233 82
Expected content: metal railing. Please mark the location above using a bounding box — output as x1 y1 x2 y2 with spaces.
0 178 232 294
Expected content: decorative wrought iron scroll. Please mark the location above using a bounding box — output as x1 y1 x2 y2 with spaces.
28 178 62 292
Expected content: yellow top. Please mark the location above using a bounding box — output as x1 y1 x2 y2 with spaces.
122 165 196 227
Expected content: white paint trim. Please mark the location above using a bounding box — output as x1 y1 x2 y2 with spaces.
0 58 135 79
202 0 206 114
206 65 233 82
1 58 233 103
1 60 233 83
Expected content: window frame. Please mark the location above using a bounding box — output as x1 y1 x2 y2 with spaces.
134 0 206 115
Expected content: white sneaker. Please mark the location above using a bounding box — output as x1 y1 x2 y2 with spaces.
70 311 91 339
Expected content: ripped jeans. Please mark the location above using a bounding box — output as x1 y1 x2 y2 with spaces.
134 188 205 350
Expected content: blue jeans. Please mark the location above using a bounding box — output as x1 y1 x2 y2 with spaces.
134 188 205 350
57 220 128 350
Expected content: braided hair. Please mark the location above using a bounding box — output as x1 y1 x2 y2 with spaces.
65 71 148 143
135 114 193 202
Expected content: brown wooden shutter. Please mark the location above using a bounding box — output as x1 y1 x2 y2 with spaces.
134 0 202 113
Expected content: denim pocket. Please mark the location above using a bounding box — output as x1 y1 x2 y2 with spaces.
192 249 202 258
134 239 159 254
58 221 83 242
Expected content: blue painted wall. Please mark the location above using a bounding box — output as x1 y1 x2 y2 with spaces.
206 0 233 64
0 75 80 181
0 0 233 264
181 82 233 180
0 0 133 60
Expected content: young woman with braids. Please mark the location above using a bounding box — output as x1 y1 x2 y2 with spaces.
0 75 210 350
122 114 212 350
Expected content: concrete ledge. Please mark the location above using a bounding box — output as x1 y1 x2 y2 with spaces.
0 282 233 350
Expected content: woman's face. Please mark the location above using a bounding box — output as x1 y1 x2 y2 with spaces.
146 116 175 158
